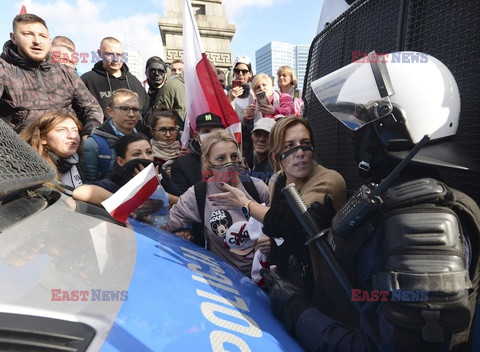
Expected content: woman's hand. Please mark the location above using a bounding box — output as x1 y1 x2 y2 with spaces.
256 236 272 254
244 104 256 120
179 146 190 157
258 104 275 116
174 230 193 241
207 182 249 209
131 199 164 221
134 162 160 177
228 86 244 102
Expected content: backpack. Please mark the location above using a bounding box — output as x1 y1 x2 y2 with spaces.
193 177 262 247
90 134 112 180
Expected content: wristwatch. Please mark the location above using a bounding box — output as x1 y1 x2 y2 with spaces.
241 201 252 219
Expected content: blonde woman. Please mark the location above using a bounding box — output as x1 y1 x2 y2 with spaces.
167 130 271 277
277 65 304 116
244 73 295 121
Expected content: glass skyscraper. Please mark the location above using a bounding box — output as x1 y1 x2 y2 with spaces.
255 41 309 92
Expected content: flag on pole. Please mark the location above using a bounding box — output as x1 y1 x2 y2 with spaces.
19 0 30 14
181 0 241 146
102 163 159 224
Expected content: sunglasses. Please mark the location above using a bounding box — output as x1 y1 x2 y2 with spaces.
234 68 250 75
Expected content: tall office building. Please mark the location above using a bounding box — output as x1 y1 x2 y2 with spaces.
255 41 309 92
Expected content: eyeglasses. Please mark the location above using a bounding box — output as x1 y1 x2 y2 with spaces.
234 68 250 75
111 106 141 114
153 127 177 134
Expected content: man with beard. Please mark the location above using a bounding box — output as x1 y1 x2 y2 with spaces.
0 14 103 135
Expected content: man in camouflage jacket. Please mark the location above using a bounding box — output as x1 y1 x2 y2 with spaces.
0 13 103 135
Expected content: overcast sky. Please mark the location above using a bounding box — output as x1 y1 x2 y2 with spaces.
1 0 325 75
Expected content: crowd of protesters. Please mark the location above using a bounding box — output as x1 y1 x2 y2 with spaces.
2 12 479 352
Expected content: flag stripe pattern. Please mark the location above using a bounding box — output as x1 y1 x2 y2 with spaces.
102 163 159 224
182 0 241 145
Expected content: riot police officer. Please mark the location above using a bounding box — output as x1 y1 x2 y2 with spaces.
261 51 480 351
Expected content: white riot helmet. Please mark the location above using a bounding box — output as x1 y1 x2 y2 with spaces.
312 51 479 171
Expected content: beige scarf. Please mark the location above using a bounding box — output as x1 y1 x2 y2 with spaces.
151 139 181 162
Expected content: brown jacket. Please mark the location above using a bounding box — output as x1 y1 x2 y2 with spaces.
268 161 347 211
0 40 103 134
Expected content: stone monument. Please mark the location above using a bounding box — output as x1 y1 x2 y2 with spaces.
158 0 235 71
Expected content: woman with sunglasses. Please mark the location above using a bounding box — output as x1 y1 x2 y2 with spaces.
228 55 255 122
228 55 257 168
149 109 189 176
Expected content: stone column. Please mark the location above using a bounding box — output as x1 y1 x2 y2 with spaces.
158 0 236 71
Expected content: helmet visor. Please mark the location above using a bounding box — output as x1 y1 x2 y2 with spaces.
311 60 393 131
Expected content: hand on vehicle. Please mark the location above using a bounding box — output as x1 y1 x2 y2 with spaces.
260 257 310 335
174 230 193 242
132 199 164 221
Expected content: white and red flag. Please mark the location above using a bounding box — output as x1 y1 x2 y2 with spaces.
102 163 159 224
181 0 241 146
19 0 30 14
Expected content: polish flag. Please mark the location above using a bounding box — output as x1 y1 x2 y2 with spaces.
102 163 159 224
19 0 30 14
181 0 241 146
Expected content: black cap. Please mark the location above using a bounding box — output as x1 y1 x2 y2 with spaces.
196 112 225 129
145 56 166 70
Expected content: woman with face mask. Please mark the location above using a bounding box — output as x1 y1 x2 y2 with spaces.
167 130 271 277
20 111 84 195
208 117 347 293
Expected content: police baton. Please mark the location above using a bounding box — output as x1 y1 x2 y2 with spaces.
281 184 363 313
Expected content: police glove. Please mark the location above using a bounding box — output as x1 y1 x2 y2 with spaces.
307 195 337 231
260 266 310 335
